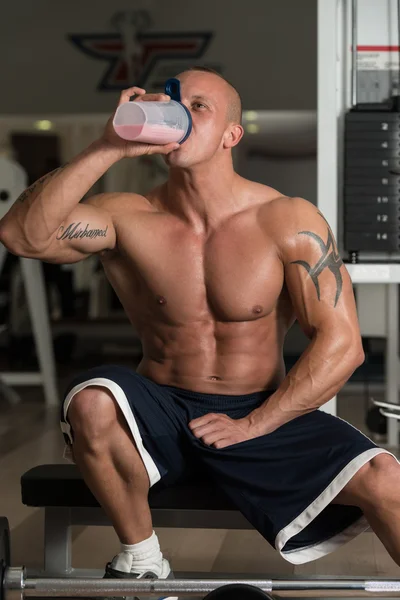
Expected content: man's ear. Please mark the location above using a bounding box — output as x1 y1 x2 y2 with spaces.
223 124 244 149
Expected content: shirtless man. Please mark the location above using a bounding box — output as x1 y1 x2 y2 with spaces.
1 67 400 594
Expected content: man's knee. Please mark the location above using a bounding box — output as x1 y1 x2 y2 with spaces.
345 454 400 509
67 386 118 444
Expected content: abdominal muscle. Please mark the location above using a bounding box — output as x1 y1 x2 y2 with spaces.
135 316 288 394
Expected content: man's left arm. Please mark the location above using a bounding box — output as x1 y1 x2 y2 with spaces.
189 197 365 448
249 197 365 435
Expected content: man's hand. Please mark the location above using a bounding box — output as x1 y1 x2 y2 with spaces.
188 413 265 449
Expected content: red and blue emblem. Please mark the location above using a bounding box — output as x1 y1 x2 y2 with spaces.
68 32 213 91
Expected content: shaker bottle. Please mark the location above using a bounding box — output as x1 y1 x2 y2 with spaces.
113 78 192 145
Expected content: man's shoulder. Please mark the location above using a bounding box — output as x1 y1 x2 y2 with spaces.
258 194 317 228
241 179 307 214
255 194 321 258
258 193 313 213
84 192 154 216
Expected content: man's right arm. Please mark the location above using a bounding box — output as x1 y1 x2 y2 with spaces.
0 85 179 264
0 140 122 263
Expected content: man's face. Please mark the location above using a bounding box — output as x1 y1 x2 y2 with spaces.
164 71 234 169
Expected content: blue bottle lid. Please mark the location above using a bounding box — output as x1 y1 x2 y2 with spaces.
164 78 192 144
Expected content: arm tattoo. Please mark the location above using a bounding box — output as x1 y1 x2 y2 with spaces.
56 222 108 241
290 211 343 307
17 166 64 204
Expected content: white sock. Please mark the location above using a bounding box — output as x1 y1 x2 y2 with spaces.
111 531 165 576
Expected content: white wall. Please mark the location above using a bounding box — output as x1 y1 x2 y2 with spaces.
0 0 316 114
358 0 398 46
356 0 400 103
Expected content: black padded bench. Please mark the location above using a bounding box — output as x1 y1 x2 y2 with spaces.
21 464 252 576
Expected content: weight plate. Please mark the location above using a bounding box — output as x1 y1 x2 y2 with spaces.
344 195 400 205
346 121 400 132
345 205 400 220
204 583 272 599
345 176 400 185
345 131 400 141
346 185 400 194
0 517 10 600
346 141 400 150
345 221 400 231
344 232 400 251
345 168 400 178
345 222 400 232
345 158 400 168
346 112 400 123
346 149 400 159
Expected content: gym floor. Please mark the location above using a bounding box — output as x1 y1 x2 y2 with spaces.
0 366 399 579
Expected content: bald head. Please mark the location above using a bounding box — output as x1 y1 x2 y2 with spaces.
177 66 243 125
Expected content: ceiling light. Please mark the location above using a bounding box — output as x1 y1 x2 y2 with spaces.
246 123 260 134
243 111 259 121
34 120 53 131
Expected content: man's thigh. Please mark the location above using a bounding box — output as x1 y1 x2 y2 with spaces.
60 365 193 488
333 453 399 506
194 411 389 560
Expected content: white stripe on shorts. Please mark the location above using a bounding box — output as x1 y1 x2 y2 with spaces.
60 377 161 487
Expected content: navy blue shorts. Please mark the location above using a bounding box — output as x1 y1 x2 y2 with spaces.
60 365 391 565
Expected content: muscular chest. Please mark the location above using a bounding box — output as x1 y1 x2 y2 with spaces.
108 215 285 322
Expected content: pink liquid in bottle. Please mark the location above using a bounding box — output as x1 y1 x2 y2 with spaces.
114 123 185 144
114 125 144 140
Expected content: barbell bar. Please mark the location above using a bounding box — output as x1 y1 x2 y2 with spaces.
3 518 400 599
4 567 400 599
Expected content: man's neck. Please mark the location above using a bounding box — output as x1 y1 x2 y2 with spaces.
165 160 245 232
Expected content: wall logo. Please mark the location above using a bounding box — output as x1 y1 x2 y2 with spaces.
68 10 214 91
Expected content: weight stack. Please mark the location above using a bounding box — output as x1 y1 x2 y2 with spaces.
344 111 400 253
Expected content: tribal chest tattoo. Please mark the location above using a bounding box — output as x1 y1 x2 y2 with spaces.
290 212 343 308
